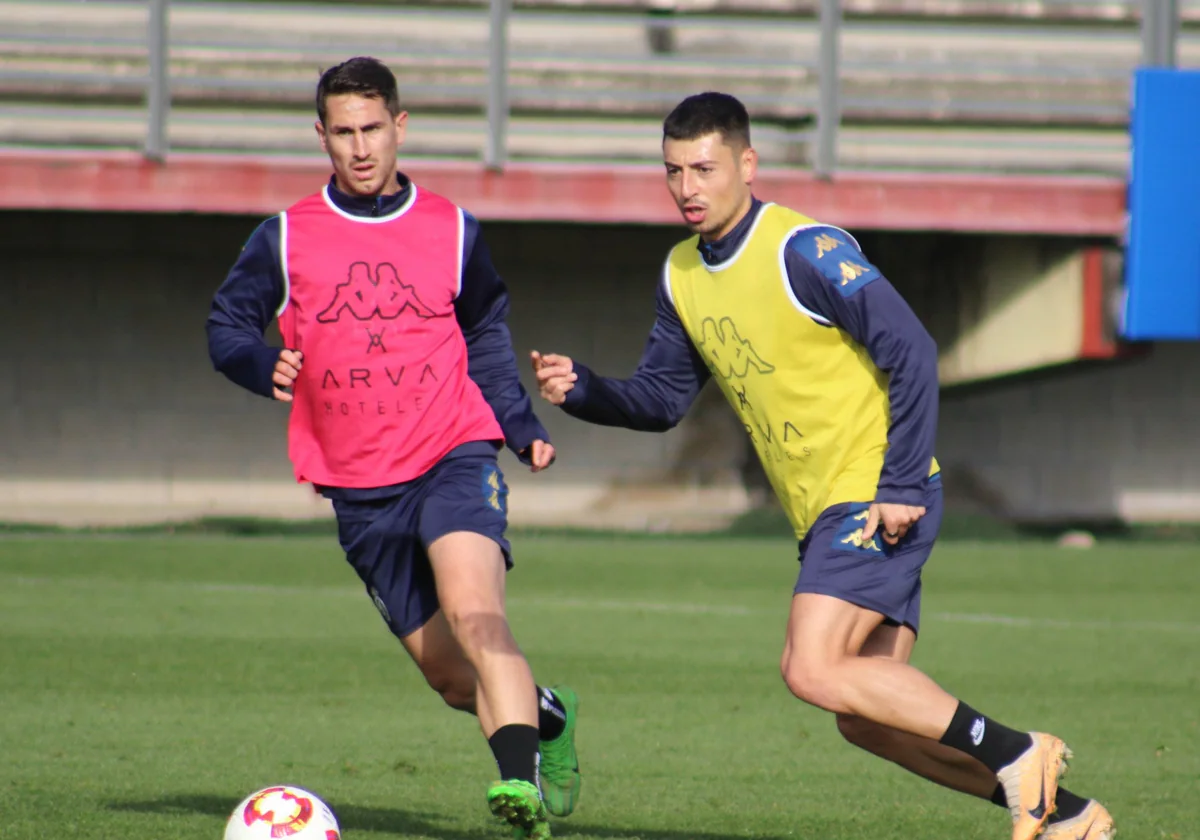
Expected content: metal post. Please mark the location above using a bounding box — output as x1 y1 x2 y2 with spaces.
485 0 511 170
144 0 170 161
814 0 841 179
1141 0 1179 67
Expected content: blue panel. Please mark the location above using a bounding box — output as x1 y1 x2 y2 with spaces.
1123 68 1200 341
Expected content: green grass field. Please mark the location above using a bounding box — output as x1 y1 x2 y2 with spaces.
1 534 1196 839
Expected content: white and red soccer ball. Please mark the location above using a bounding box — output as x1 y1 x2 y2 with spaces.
223 785 341 840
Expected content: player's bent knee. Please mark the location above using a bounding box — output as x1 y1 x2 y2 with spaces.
442 607 518 660
431 678 475 712
780 658 841 712
419 662 476 713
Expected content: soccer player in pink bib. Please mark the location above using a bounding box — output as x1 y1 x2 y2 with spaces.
206 57 578 840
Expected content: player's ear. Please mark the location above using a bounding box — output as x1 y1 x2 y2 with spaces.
742 145 758 184
394 111 409 148
315 119 328 153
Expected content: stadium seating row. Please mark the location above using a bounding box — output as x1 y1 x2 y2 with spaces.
0 0 1193 173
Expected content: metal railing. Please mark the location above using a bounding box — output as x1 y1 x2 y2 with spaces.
1144 0 1182 66
145 0 169 160
815 0 839 177
0 0 1189 176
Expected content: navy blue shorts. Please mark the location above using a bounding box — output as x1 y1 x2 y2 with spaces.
794 474 943 634
330 447 512 640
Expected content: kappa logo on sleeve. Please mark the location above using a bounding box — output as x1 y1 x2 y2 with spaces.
789 226 882 297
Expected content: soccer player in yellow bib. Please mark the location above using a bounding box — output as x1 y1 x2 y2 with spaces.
532 92 1113 840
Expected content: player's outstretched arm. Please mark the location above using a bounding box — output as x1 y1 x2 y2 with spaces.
531 281 710 432
206 217 295 401
454 213 554 471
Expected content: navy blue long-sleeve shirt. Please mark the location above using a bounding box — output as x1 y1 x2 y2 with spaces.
561 198 938 507
206 174 549 495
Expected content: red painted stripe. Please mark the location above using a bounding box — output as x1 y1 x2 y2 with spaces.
1080 246 1121 359
0 149 1126 236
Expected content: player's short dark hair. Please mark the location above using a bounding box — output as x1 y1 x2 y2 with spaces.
662 92 751 149
316 57 401 125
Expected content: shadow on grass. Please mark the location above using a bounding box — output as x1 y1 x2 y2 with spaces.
107 791 806 839
108 792 495 839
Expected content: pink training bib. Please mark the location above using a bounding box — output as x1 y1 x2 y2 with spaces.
277 184 503 488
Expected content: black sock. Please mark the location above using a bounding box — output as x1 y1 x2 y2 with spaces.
536 686 567 742
991 782 1090 824
1047 789 1090 824
488 723 540 785
938 702 1033 773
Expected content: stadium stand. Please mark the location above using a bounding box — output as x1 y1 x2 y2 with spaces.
0 0 1195 174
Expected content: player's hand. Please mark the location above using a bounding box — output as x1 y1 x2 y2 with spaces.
272 348 303 403
524 440 556 473
862 502 926 546
531 350 577 405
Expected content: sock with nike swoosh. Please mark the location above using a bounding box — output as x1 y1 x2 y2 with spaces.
1045 788 1089 823
990 783 1090 824
938 701 1033 772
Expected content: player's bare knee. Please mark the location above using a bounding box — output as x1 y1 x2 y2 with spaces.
421 663 475 712
429 677 473 711
432 678 475 712
780 657 841 711
443 607 515 661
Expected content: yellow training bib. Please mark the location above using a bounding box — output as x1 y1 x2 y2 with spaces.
666 203 937 538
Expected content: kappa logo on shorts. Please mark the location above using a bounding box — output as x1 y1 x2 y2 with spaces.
481 464 508 514
834 508 884 555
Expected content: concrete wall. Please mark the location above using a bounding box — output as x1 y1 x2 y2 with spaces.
0 209 738 528
1 209 1197 528
936 343 1200 524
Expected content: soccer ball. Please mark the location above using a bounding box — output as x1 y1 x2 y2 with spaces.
223 785 342 840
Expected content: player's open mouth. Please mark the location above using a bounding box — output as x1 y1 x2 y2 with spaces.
683 205 706 224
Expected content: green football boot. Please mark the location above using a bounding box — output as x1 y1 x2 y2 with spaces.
487 779 551 839
537 685 582 817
